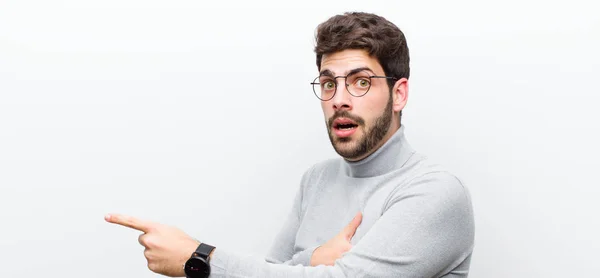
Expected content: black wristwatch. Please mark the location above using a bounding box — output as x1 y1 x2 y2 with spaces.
184 243 216 278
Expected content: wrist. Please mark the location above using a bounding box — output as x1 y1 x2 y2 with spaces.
183 242 216 278
208 247 216 260
310 246 322 266
191 240 214 261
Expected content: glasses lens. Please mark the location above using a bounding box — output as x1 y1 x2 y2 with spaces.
312 76 336 101
346 71 372 97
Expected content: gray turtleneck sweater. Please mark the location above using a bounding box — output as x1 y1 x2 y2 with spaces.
208 126 475 277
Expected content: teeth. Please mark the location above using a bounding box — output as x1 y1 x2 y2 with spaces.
334 121 357 130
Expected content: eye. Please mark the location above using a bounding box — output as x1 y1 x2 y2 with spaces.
355 78 370 88
322 81 335 91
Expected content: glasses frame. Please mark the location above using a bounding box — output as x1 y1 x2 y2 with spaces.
310 72 398 101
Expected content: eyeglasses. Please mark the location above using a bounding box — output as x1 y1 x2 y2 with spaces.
311 70 397 101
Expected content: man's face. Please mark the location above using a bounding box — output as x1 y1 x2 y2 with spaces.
319 49 401 161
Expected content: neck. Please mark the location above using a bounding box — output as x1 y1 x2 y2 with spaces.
343 125 415 178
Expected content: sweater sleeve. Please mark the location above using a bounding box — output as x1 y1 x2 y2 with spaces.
264 165 317 266
208 171 475 278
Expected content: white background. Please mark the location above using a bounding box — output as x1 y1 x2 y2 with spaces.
1 0 599 277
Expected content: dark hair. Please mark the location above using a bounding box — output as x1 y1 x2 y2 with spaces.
314 12 410 90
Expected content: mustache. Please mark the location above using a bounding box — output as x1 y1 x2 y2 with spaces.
328 111 365 128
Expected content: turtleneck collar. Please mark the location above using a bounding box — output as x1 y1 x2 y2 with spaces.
342 125 415 178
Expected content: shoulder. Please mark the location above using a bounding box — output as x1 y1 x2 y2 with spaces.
297 158 341 197
387 154 473 216
300 157 341 184
383 160 475 244
404 152 469 193
409 170 471 203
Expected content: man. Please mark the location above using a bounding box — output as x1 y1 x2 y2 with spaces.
106 12 475 277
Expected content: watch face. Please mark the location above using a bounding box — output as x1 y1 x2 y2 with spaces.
184 257 210 278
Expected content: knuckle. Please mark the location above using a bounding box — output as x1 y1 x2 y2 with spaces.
147 262 156 272
139 234 155 247
148 262 162 273
144 237 154 247
339 244 350 252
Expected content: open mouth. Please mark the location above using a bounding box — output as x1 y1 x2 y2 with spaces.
332 118 359 132
335 122 358 130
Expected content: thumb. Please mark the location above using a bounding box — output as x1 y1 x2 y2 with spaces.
342 212 363 240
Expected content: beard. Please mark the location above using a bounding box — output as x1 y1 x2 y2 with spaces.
326 95 393 160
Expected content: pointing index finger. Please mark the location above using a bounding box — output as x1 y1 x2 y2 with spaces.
105 213 152 233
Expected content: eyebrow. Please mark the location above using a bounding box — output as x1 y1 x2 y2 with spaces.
319 67 375 77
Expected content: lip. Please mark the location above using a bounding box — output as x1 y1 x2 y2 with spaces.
332 117 358 138
333 126 357 138
332 117 358 127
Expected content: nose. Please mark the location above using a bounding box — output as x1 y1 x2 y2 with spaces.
331 82 353 112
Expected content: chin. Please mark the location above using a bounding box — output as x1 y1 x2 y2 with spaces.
332 129 361 142
335 136 354 143
329 129 365 157
332 141 360 157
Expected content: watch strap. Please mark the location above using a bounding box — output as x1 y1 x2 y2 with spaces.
193 243 215 260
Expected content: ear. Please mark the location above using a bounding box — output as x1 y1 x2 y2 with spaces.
391 78 408 113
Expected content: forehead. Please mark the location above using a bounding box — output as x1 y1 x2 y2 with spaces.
320 49 384 75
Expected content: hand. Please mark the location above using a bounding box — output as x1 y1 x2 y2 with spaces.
310 212 363 266
104 213 200 277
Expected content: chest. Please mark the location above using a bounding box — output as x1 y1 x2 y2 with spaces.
292 177 400 252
